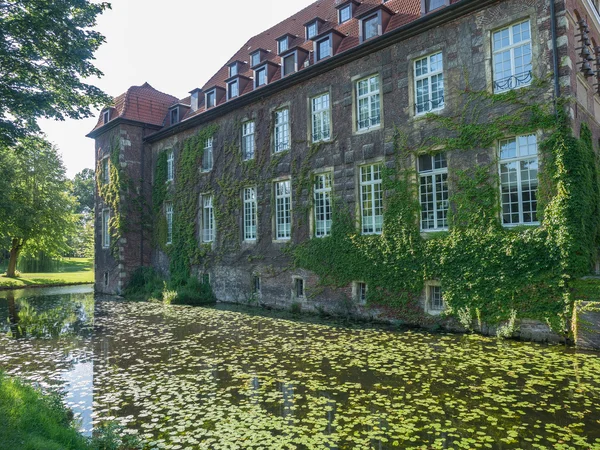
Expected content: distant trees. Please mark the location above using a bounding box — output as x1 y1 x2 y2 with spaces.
0 137 75 277
0 0 111 145
72 168 96 214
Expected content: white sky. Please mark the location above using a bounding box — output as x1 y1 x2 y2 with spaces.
39 0 315 178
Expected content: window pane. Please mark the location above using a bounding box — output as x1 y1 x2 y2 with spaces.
364 15 379 40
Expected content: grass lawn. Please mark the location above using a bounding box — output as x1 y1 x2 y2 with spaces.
0 257 94 289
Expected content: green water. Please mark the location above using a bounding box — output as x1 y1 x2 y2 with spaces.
0 287 599 449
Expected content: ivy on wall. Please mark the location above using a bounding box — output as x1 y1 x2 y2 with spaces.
294 84 600 334
96 140 128 259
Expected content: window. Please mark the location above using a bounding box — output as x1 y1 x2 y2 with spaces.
499 134 538 226
251 52 261 67
255 67 267 87
429 285 445 311
253 275 261 294
492 19 532 93
306 21 318 39
355 282 367 305
311 93 331 142
103 271 109 288
228 80 239 99
170 108 179 125
339 5 352 23
242 121 255 160
314 173 332 237
103 110 110 124
295 278 305 298
243 187 257 241
229 64 238 77
102 209 110 248
316 37 331 61
356 75 381 131
360 164 383 235
274 109 290 153
424 0 447 13
283 53 296 76
202 137 213 172
166 150 174 182
206 90 216 108
278 38 289 54
201 195 215 243
419 153 448 231
362 14 380 41
102 157 110 185
165 202 173 245
191 91 199 111
414 52 444 115
275 180 291 240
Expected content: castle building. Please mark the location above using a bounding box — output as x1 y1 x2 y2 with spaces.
88 0 600 326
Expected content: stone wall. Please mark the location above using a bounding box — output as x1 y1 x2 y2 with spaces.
574 301 600 350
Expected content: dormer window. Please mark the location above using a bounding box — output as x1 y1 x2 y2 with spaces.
422 0 449 14
103 110 110 124
230 65 238 77
316 37 331 61
227 79 239 99
170 108 179 125
363 14 380 41
306 21 318 40
190 90 200 112
255 66 267 87
278 37 289 54
206 90 216 109
250 51 261 67
282 53 297 77
339 5 352 23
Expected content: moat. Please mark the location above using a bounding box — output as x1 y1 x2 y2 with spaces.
1 286 599 449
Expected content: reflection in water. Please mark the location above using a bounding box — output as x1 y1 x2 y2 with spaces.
0 287 599 449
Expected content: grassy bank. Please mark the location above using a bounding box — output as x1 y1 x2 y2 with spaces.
0 372 138 449
0 258 94 289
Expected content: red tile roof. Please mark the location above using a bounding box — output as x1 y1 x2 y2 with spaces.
89 82 178 134
91 0 462 136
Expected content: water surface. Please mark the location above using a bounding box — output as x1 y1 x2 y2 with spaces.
1 287 599 449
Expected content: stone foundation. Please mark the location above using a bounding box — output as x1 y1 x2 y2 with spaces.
574 301 600 351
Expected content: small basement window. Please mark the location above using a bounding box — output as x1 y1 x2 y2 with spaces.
294 278 305 299
253 275 261 294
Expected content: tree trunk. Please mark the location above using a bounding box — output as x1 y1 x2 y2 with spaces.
6 238 22 278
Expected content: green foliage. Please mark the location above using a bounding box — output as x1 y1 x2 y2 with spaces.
72 168 96 213
171 276 217 306
0 136 76 277
294 86 600 335
0 372 138 449
0 0 111 145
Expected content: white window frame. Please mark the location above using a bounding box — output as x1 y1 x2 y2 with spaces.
165 202 173 245
353 281 368 305
274 108 290 153
242 121 255 161
255 66 267 88
316 36 331 61
339 5 352 23
103 110 110 124
205 90 216 109
201 195 215 243
202 137 213 172
102 209 110 249
427 284 445 313
102 156 110 185
418 153 449 231
499 134 539 226
282 52 297 77
311 93 331 142
166 150 174 182
356 75 381 131
306 21 318 40
360 164 384 235
313 172 332 238
243 187 258 242
414 52 445 115
227 80 239 100
251 52 261 67
191 91 199 111
492 19 533 93
275 180 291 240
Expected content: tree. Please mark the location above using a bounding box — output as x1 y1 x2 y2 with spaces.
72 168 95 213
0 0 111 145
1 137 75 277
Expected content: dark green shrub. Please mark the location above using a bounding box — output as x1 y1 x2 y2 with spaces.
124 267 163 299
172 276 217 306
